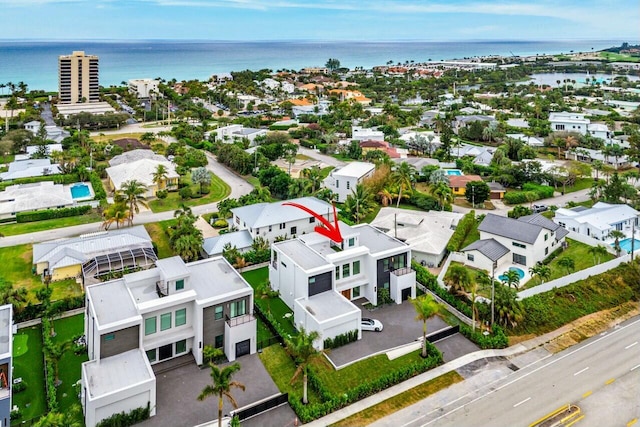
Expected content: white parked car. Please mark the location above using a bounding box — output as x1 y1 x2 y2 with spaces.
361 318 383 332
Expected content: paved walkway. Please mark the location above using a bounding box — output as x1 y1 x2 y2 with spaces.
303 321 596 426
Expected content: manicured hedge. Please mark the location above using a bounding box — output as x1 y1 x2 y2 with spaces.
413 260 473 318
14 296 85 323
459 324 508 349
446 211 477 252
504 183 554 205
16 205 92 223
96 403 151 427
90 171 107 200
0 173 78 191
323 330 358 350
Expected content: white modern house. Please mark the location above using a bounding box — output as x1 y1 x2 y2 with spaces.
0 305 13 427
554 202 640 242
82 256 256 427
549 112 590 134
370 207 463 267
323 162 376 203
462 213 568 272
269 222 416 349
352 126 385 142
209 124 267 146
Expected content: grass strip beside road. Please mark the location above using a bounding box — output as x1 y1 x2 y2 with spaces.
0 211 103 236
330 371 463 427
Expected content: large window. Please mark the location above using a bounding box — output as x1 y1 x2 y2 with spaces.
161 313 172 331
175 308 186 326
146 349 157 363
176 339 187 354
214 306 223 320
176 279 184 290
215 335 224 349
335 266 340 280
342 264 350 278
353 286 360 298
353 260 360 275
230 300 246 318
145 317 156 335
513 253 527 266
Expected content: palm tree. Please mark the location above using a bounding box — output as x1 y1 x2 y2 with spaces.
197 363 246 427
0 282 28 313
429 182 453 210
463 280 479 332
102 202 130 229
152 164 169 192
173 233 203 262
344 184 375 223
588 245 609 265
33 406 82 427
286 328 324 405
494 285 525 328
411 294 440 357
118 180 149 223
609 230 626 257
501 269 521 289
558 257 576 274
429 169 450 186
391 162 417 208
191 166 212 195
529 264 551 285
288 178 312 198
301 166 323 193
444 264 470 295
377 188 394 207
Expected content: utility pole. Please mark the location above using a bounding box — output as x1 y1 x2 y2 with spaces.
491 261 496 328
394 213 397 239
632 219 636 261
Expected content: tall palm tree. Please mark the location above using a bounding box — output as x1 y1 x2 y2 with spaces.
501 269 521 289
588 245 609 265
197 363 246 427
444 264 470 295
558 257 576 274
118 180 149 223
391 162 417 207
102 202 130 229
411 295 440 357
377 188 394 207
301 166 323 193
494 285 525 328
0 282 28 313
429 182 453 210
529 264 551 285
173 233 203 262
608 230 626 257
344 184 375 223
286 327 324 405
463 280 479 332
152 164 169 192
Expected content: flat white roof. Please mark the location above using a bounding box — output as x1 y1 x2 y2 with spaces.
87 279 140 327
83 349 153 399
302 291 359 322
0 181 71 215
275 239 328 271
332 162 375 179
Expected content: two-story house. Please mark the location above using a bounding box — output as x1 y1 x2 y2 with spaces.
0 305 13 427
81 256 256 427
462 213 568 272
549 112 590 134
554 202 639 242
269 222 415 349
323 162 376 203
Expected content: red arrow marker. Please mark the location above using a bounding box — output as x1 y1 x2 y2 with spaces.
283 202 343 243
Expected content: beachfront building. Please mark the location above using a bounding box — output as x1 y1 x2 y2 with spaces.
128 79 160 99
81 256 256 427
0 305 13 427
58 51 100 104
33 226 157 284
323 162 376 203
106 149 179 198
462 213 568 273
269 222 415 349
553 202 640 242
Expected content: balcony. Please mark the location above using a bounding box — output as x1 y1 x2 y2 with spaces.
391 267 414 277
226 313 255 327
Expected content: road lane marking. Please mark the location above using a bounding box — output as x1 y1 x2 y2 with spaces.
625 341 638 349
582 391 592 398
605 378 616 385
631 364 640 371
627 418 637 427
573 367 589 376
513 397 531 408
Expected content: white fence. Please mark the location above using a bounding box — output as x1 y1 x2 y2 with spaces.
566 231 617 256
517 254 631 299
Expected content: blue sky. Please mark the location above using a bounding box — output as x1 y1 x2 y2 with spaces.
0 0 638 41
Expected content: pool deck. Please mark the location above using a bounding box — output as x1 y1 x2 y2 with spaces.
66 182 96 202
498 265 531 285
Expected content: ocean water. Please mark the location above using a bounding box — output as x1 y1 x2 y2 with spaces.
0 39 623 92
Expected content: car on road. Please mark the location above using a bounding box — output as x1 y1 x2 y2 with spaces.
361 318 383 332
532 204 548 213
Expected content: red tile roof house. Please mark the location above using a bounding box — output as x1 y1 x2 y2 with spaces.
359 140 401 158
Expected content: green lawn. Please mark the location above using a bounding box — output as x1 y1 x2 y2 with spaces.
319 166 335 180
522 238 615 288
562 178 597 194
149 171 230 213
12 326 46 424
0 211 103 236
52 315 87 420
244 175 261 187
144 222 175 259
0 244 82 302
600 52 640 63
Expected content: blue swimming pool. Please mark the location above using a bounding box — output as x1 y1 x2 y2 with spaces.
499 267 525 282
70 183 91 199
445 169 463 176
614 238 640 253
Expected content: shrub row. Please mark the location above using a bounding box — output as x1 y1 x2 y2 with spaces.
14 296 84 323
0 173 79 191
504 183 554 205
407 192 442 211
95 403 151 427
16 205 92 223
290 347 443 423
253 303 295 340
323 330 358 350
459 324 509 349
41 317 58 412
446 211 477 252
90 171 107 200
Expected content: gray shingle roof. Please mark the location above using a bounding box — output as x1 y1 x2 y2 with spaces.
478 214 543 244
462 238 509 262
518 213 569 240
202 230 253 256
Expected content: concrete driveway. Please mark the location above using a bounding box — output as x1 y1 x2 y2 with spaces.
326 300 452 368
138 354 281 427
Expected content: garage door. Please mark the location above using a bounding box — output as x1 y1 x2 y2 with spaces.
401 287 411 301
236 339 250 358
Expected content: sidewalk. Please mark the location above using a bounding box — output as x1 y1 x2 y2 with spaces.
303 321 598 426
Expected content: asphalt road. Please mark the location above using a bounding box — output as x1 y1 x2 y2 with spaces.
378 317 640 427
